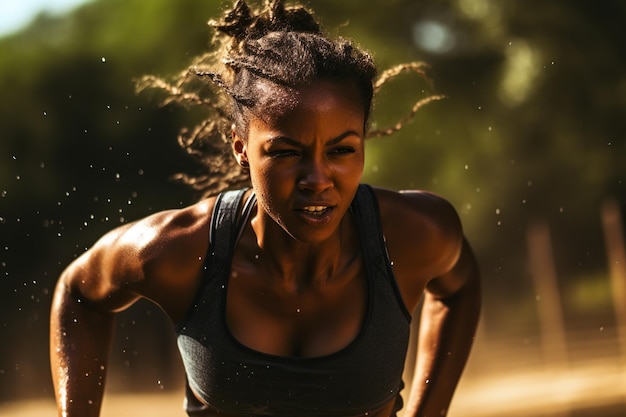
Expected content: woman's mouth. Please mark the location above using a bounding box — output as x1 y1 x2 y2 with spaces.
302 206 328 214
295 205 335 223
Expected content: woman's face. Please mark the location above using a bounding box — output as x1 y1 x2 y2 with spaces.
233 79 366 244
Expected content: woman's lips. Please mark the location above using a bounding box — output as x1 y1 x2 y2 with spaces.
295 206 335 223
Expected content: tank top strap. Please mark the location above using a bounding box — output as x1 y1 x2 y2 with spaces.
350 184 388 263
351 184 411 321
209 188 249 265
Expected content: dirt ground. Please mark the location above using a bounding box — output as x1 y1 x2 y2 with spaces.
0 391 187 417
3 359 625 417
451 360 626 417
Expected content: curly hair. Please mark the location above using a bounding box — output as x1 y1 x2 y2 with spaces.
137 0 442 197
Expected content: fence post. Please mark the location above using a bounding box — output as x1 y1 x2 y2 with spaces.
526 221 569 371
600 198 626 360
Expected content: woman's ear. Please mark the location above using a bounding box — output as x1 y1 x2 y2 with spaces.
232 131 249 168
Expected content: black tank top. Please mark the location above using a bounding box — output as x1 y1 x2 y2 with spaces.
176 184 411 417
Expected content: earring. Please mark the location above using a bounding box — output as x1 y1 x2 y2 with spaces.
239 159 249 168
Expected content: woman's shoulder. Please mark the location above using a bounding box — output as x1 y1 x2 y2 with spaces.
62 196 219 317
370 185 462 237
117 196 218 261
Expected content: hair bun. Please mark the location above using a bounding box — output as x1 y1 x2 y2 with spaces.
209 0 253 41
267 0 320 33
210 0 320 43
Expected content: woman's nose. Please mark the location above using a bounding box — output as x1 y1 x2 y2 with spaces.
298 157 333 192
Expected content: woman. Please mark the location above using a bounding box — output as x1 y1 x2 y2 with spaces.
50 1 481 416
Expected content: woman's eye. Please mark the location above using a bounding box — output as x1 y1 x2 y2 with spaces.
269 149 299 158
328 147 355 155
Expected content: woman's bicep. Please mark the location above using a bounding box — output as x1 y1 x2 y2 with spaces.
59 225 144 313
425 238 479 300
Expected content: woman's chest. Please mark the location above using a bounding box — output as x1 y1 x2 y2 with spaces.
225 260 368 358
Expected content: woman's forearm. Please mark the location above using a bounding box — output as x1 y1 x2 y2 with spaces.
50 279 115 417
404 245 482 417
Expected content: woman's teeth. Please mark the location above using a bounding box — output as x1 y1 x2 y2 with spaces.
303 206 327 212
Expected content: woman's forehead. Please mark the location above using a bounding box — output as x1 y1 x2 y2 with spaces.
255 78 363 119
247 80 366 142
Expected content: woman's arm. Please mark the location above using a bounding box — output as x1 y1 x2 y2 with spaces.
49 200 213 417
404 238 482 417
49 222 142 417
50 276 117 417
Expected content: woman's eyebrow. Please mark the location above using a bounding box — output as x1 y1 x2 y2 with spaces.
266 131 361 147
266 136 301 147
326 130 362 145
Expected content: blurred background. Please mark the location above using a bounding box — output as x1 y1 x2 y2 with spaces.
1 0 625 416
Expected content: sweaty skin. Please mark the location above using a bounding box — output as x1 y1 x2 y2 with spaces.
50 79 480 417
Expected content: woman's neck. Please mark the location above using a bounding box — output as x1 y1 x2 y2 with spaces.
247 209 355 293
